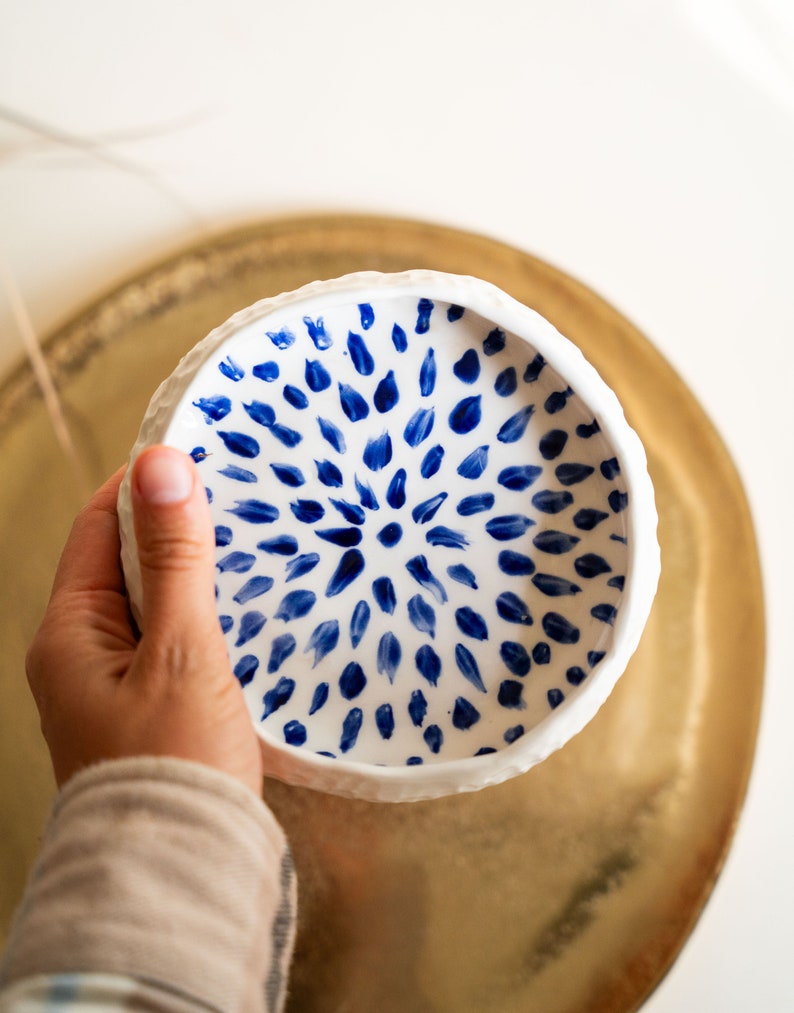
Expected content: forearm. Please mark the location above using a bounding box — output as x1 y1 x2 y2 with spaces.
0 758 296 1013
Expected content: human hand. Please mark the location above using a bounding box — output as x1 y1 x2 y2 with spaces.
26 445 263 795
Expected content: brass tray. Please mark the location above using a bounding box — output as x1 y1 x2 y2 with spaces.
0 215 764 1011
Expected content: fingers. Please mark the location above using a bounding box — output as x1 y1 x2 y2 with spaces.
131 446 220 652
50 465 127 599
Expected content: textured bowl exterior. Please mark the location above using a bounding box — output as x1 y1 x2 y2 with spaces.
118 270 659 801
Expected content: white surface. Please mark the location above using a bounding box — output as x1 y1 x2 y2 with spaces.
0 0 791 1007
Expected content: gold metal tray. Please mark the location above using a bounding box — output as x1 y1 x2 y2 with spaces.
0 215 764 1011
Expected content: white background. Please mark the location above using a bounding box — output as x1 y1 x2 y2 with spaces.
1 1 792 1008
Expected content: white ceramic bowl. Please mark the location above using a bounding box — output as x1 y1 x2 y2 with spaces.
118 271 659 801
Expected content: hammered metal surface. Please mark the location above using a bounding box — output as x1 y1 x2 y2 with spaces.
0 215 764 1012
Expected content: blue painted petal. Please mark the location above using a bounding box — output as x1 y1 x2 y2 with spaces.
309 681 329 714
485 514 534 541
340 708 363 752
326 548 365 597
544 387 574 414
266 328 295 350
339 661 367 700
498 680 526 710
262 677 296 719
290 499 325 523
392 323 407 352
548 688 565 709
532 573 582 597
233 575 275 604
355 474 379 509
415 298 434 334
373 576 397 615
601 457 621 479
457 445 489 480
317 417 346 453
404 407 435 448
219 355 245 380
243 401 276 427
498 465 542 491
253 361 279 382
577 419 601 438
447 304 465 321
268 633 297 673
524 353 546 382
541 611 580 644
386 468 407 508
338 382 370 422
350 599 370 648
284 720 307 746
591 603 618 625
449 394 482 434
274 589 317 621
496 592 533 625
556 463 595 486
574 553 612 578
215 525 233 546
415 644 441 686
374 370 399 413
218 465 257 483
219 615 233 634
285 552 321 581
193 394 231 423
504 724 525 744
406 555 447 603
494 366 517 397
315 460 344 488
455 643 487 692
609 490 629 513
533 530 581 554
407 594 436 638
329 498 366 524
191 447 208 463
455 607 489 641
538 429 568 460
226 500 279 524
483 327 506 356
256 535 299 555
424 725 444 754
218 431 260 458
315 526 362 547
419 347 437 395
347 331 375 375
452 697 481 730
453 348 480 383
376 703 395 739
447 563 478 589
358 302 375 329
306 359 332 393
234 655 258 687
500 641 531 676
408 689 428 727
420 444 444 478
497 405 535 444
497 550 535 576
457 492 494 515
426 525 468 549
363 432 392 471
270 463 305 487
304 316 332 350
269 423 302 448
376 522 402 547
411 491 448 524
573 508 609 530
217 550 256 573
377 632 402 683
306 619 340 666
283 385 309 409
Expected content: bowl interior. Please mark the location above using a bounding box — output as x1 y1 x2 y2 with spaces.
160 284 630 772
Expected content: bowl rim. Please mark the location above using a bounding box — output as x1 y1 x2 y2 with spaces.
118 269 661 801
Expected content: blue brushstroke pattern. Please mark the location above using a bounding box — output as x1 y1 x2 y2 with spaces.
573 508 608 530
338 382 369 422
358 302 375 329
577 419 601 438
504 725 525 744
217 550 256 573
407 594 436 638
449 394 482 434
242 400 276 427
339 661 366 700
524 353 546 382
284 720 307 746
497 405 535 443
455 643 487 692
426 525 468 549
566 666 587 686
262 677 296 719
317 417 346 452
266 328 295 350
271 632 299 672
411 492 447 524
392 323 407 352
447 563 478 589
419 348 437 396
403 407 435 447
496 592 533 625
574 553 612 578
350 599 370 648
497 465 542 491
218 464 257 483
452 697 481 730
315 526 362 547
376 703 395 738
420 444 444 478
274 589 316 621
253 361 279 382
542 611 580 644
218 431 260 459
548 688 565 709
591 603 618 625
347 331 375 375
305 359 331 393
190 447 207 463
256 535 298 555
408 690 428 727
447 304 465 321
235 611 266 648
498 680 526 710
406 555 447 603
485 514 534 541
500 641 531 677
532 490 574 514
363 432 392 471
233 575 274 604
219 615 233 634
457 492 494 515
457 445 489 480
556 463 595 486
532 573 582 597
374 370 399 413
424 725 443 754
219 356 245 380
290 500 325 523
545 387 573 414
483 327 506 356
270 463 305 487
415 644 441 686
309 682 329 714
533 530 581 554
269 424 302 448
283 385 309 409
455 607 488 641
304 315 331 349
306 619 340 666
315 459 344 488
215 525 233 546
373 576 397 615
386 468 407 508
234 655 258 687
326 548 365 597
601 457 621 480
453 348 480 383
340 708 363 752
416 298 434 333
376 522 402 547
539 429 568 460
355 475 379 509
495 366 517 397
378 632 402 683
497 550 535 576
609 490 629 513
330 498 366 524
194 394 231 423
533 643 551 664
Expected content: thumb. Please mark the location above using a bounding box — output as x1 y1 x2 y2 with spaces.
131 446 219 644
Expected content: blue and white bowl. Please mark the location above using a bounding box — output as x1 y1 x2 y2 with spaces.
118 271 659 801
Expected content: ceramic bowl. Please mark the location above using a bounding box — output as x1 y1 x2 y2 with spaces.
118 271 659 801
